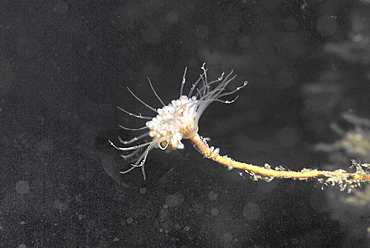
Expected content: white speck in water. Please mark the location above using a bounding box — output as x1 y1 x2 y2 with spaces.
165 192 184 207
16 181 29 194
222 232 233 243
208 190 218 201
243 202 261 220
139 187 147 194
53 199 68 212
126 217 133 224
211 208 219 216
174 223 181 230
53 1 68 14
192 203 204 214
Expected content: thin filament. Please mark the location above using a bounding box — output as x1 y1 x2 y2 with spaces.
180 67 188 96
147 77 165 106
118 132 150 145
127 87 157 112
117 106 152 120
119 124 148 131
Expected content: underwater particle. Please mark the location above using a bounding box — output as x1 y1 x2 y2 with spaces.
222 232 233 243
243 202 261 220
75 194 82 203
165 192 185 207
284 18 298 31
211 208 219 216
139 187 147 194
15 181 30 194
208 190 218 201
174 223 181 230
184 226 190 231
165 11 179 25
126 217 133 224
37 138 54 154
239 36 251 49
53 199 68 212
159 208 168 218
195 25 209 39
316 15 338 36
291 238 299 245
53 1 68 14
77 214 85 220
18 244 26 248
192 203 204 215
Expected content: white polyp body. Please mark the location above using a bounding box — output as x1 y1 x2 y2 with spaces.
110 64 247 178
146 95 199 151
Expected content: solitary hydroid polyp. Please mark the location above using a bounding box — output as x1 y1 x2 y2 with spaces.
110 64 370 191
110 64 246 179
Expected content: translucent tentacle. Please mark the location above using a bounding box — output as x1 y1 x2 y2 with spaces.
127 87 157 112
147 77 165 106
117 106 152 120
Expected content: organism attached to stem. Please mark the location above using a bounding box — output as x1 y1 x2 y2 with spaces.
109 64 370 191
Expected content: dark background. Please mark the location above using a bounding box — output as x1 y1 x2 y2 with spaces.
1 0 370 247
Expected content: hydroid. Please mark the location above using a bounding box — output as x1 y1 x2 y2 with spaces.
109 64 246 179
110 64 370 191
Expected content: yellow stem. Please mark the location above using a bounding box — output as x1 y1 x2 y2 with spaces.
189 133 370 188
